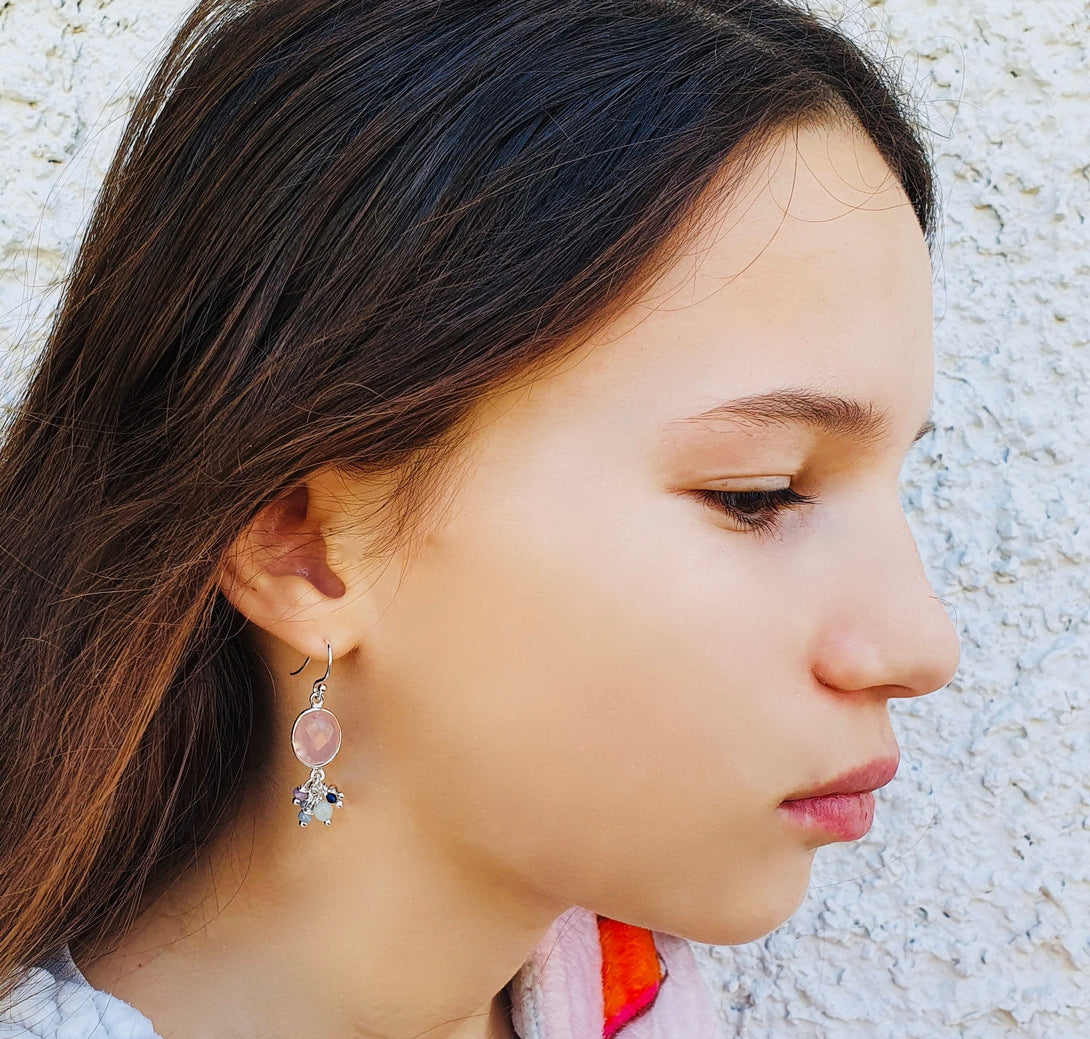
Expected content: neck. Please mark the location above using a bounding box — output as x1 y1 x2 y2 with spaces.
74 769 564 1039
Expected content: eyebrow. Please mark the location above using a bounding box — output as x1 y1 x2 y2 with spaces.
662 389 935 445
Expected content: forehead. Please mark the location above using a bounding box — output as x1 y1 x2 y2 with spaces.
619 117 933 405
646 116 927 306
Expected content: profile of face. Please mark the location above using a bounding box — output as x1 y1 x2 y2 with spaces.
222 117 961 951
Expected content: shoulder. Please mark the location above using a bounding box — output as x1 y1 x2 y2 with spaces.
0 946 162 1039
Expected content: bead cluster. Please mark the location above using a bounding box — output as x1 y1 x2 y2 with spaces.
292 770 345 826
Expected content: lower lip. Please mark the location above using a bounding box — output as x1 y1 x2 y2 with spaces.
778 791 876 841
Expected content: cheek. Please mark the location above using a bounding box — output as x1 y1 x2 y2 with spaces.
366 485 819 939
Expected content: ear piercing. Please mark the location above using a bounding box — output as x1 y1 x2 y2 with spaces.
289 642 345 827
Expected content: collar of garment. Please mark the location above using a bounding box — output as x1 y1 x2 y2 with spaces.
0 906 723 1039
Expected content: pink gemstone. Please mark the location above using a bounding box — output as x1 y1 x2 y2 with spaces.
291 708 342 767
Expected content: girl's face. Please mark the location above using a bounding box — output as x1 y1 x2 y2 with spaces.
236 117 960 947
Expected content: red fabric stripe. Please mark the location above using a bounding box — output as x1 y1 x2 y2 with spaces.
597 916 664 1038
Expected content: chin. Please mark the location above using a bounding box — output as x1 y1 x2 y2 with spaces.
675 893 807 946
633 860 814 947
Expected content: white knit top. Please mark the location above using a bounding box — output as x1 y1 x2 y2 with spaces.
0 945 159 1039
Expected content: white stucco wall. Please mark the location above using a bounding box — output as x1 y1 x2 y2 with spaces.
1 2 1086 1037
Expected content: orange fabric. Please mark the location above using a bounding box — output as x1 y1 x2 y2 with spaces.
597 916 664 1038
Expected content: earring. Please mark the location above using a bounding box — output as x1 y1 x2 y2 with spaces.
288 642 345 827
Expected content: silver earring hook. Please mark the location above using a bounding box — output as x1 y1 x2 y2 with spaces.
289 641 333 682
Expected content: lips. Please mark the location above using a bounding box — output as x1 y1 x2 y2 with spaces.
776 755 899 842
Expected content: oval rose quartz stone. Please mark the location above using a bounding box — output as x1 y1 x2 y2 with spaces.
291 707 342 767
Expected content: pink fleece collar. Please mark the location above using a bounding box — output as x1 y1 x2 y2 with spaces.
509 907 724 1039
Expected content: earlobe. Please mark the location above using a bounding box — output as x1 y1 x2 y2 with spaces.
215 480 349 656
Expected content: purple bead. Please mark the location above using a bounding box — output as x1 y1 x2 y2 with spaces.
292 786 307 804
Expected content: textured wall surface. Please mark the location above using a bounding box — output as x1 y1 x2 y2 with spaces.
1 1 1086 1037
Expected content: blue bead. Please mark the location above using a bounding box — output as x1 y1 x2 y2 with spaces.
326 792 337 803
298 810 310 824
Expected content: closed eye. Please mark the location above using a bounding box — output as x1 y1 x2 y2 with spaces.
694 486 819 535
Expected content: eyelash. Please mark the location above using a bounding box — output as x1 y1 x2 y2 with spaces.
694 486 819 534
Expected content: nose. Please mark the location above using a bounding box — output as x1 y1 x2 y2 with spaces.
810 508 961 698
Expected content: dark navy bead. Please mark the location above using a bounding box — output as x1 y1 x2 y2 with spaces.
326 791 337 803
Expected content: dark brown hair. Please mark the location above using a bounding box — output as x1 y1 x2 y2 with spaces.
0 0 935 995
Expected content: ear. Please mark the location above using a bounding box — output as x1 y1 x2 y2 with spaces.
216 473 363 663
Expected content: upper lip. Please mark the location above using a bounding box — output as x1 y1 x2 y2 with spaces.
781 754 900 801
